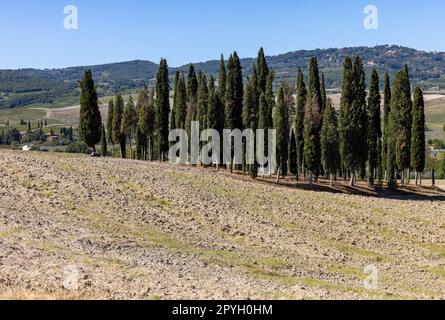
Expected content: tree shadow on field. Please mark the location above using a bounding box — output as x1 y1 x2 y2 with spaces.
216 169 445 202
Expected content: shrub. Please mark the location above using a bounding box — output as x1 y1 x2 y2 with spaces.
66 142 89 154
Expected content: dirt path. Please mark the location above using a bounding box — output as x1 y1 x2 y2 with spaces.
1 150 445 299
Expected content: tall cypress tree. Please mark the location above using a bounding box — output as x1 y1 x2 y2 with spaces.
353 56 368 181
186 64 198 137
256 47 269 95
112 94 125 158
382 73 391 179
340 57 364 186
197 71 209 129
137 86 155 160
122 96 137 158
321 99 339 185
219 54 226 107
187 64 198 103
401 65 413 183
304 57 322 182
78 69 102 152
225 55 238 130
367 68 381 185
274 86 289 177
242 77 254 130
106 99 115 155
155 58 170 161
303 91 322 184
295 67 307 177
175 72 187 129
389 67 413 185
411 86 426 185
101 124 107 156
171 71 180 130
207 75 224 166
288 130 298 175
264 71 275 130
233 51 244 130
242 70 259 178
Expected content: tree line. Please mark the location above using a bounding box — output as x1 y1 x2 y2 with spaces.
78 48 430 187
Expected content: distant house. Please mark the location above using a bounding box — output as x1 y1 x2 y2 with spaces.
22 144 32 151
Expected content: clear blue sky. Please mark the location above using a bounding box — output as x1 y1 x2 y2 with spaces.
1 0 444 69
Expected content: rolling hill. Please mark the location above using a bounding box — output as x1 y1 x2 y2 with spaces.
2 45 445 109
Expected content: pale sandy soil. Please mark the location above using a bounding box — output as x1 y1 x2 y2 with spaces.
1 150 445 300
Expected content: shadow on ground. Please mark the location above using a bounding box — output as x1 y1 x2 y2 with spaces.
208 167 445 202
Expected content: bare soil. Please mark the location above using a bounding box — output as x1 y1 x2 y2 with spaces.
1 150 445 300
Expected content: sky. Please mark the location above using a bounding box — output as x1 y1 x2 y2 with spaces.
1 0 445 69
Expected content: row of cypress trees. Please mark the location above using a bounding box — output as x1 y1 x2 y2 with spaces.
79 50 427 188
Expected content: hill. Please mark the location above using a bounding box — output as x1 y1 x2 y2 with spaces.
1 150 444 299
2 45 445 109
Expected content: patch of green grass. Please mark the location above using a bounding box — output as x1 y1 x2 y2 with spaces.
328 265 363 278
430 266 445 278
0 227 18 238
333 242 391 262
421 243 445 258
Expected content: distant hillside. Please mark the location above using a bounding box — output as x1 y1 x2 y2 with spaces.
2 45 445 108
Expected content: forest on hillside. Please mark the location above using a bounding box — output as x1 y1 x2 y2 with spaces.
2 45 445 109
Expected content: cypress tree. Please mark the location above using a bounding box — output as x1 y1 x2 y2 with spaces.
197 71 209 129
262 71 275 176
207 76 224 166
225 55 236 130
171 71 180 130
101 124 107 156
242 66 260 177
256 47 269 95
389 68 413 185
353 56 368 181
243 64 259 129
137 86 155 160
274 86 289 177
219 54 226 107
175 72 187 129
112 94 125 158
186 64 198 137
233 51 244 130
155 58 170 161
303 91 322 184
288 129 298 175
367 68 382 185
340 57 366 186
106 99 114 155
242 76 252 175
187 64 198 103
382 73 391 179
78 69 102 152
321 99 340 185
242 78 254 130
122 96 137 158
295 67 307 177
304 57 322 182
411 86 426 185
264 71 275 130
258 93 268 130
402 65 413 183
